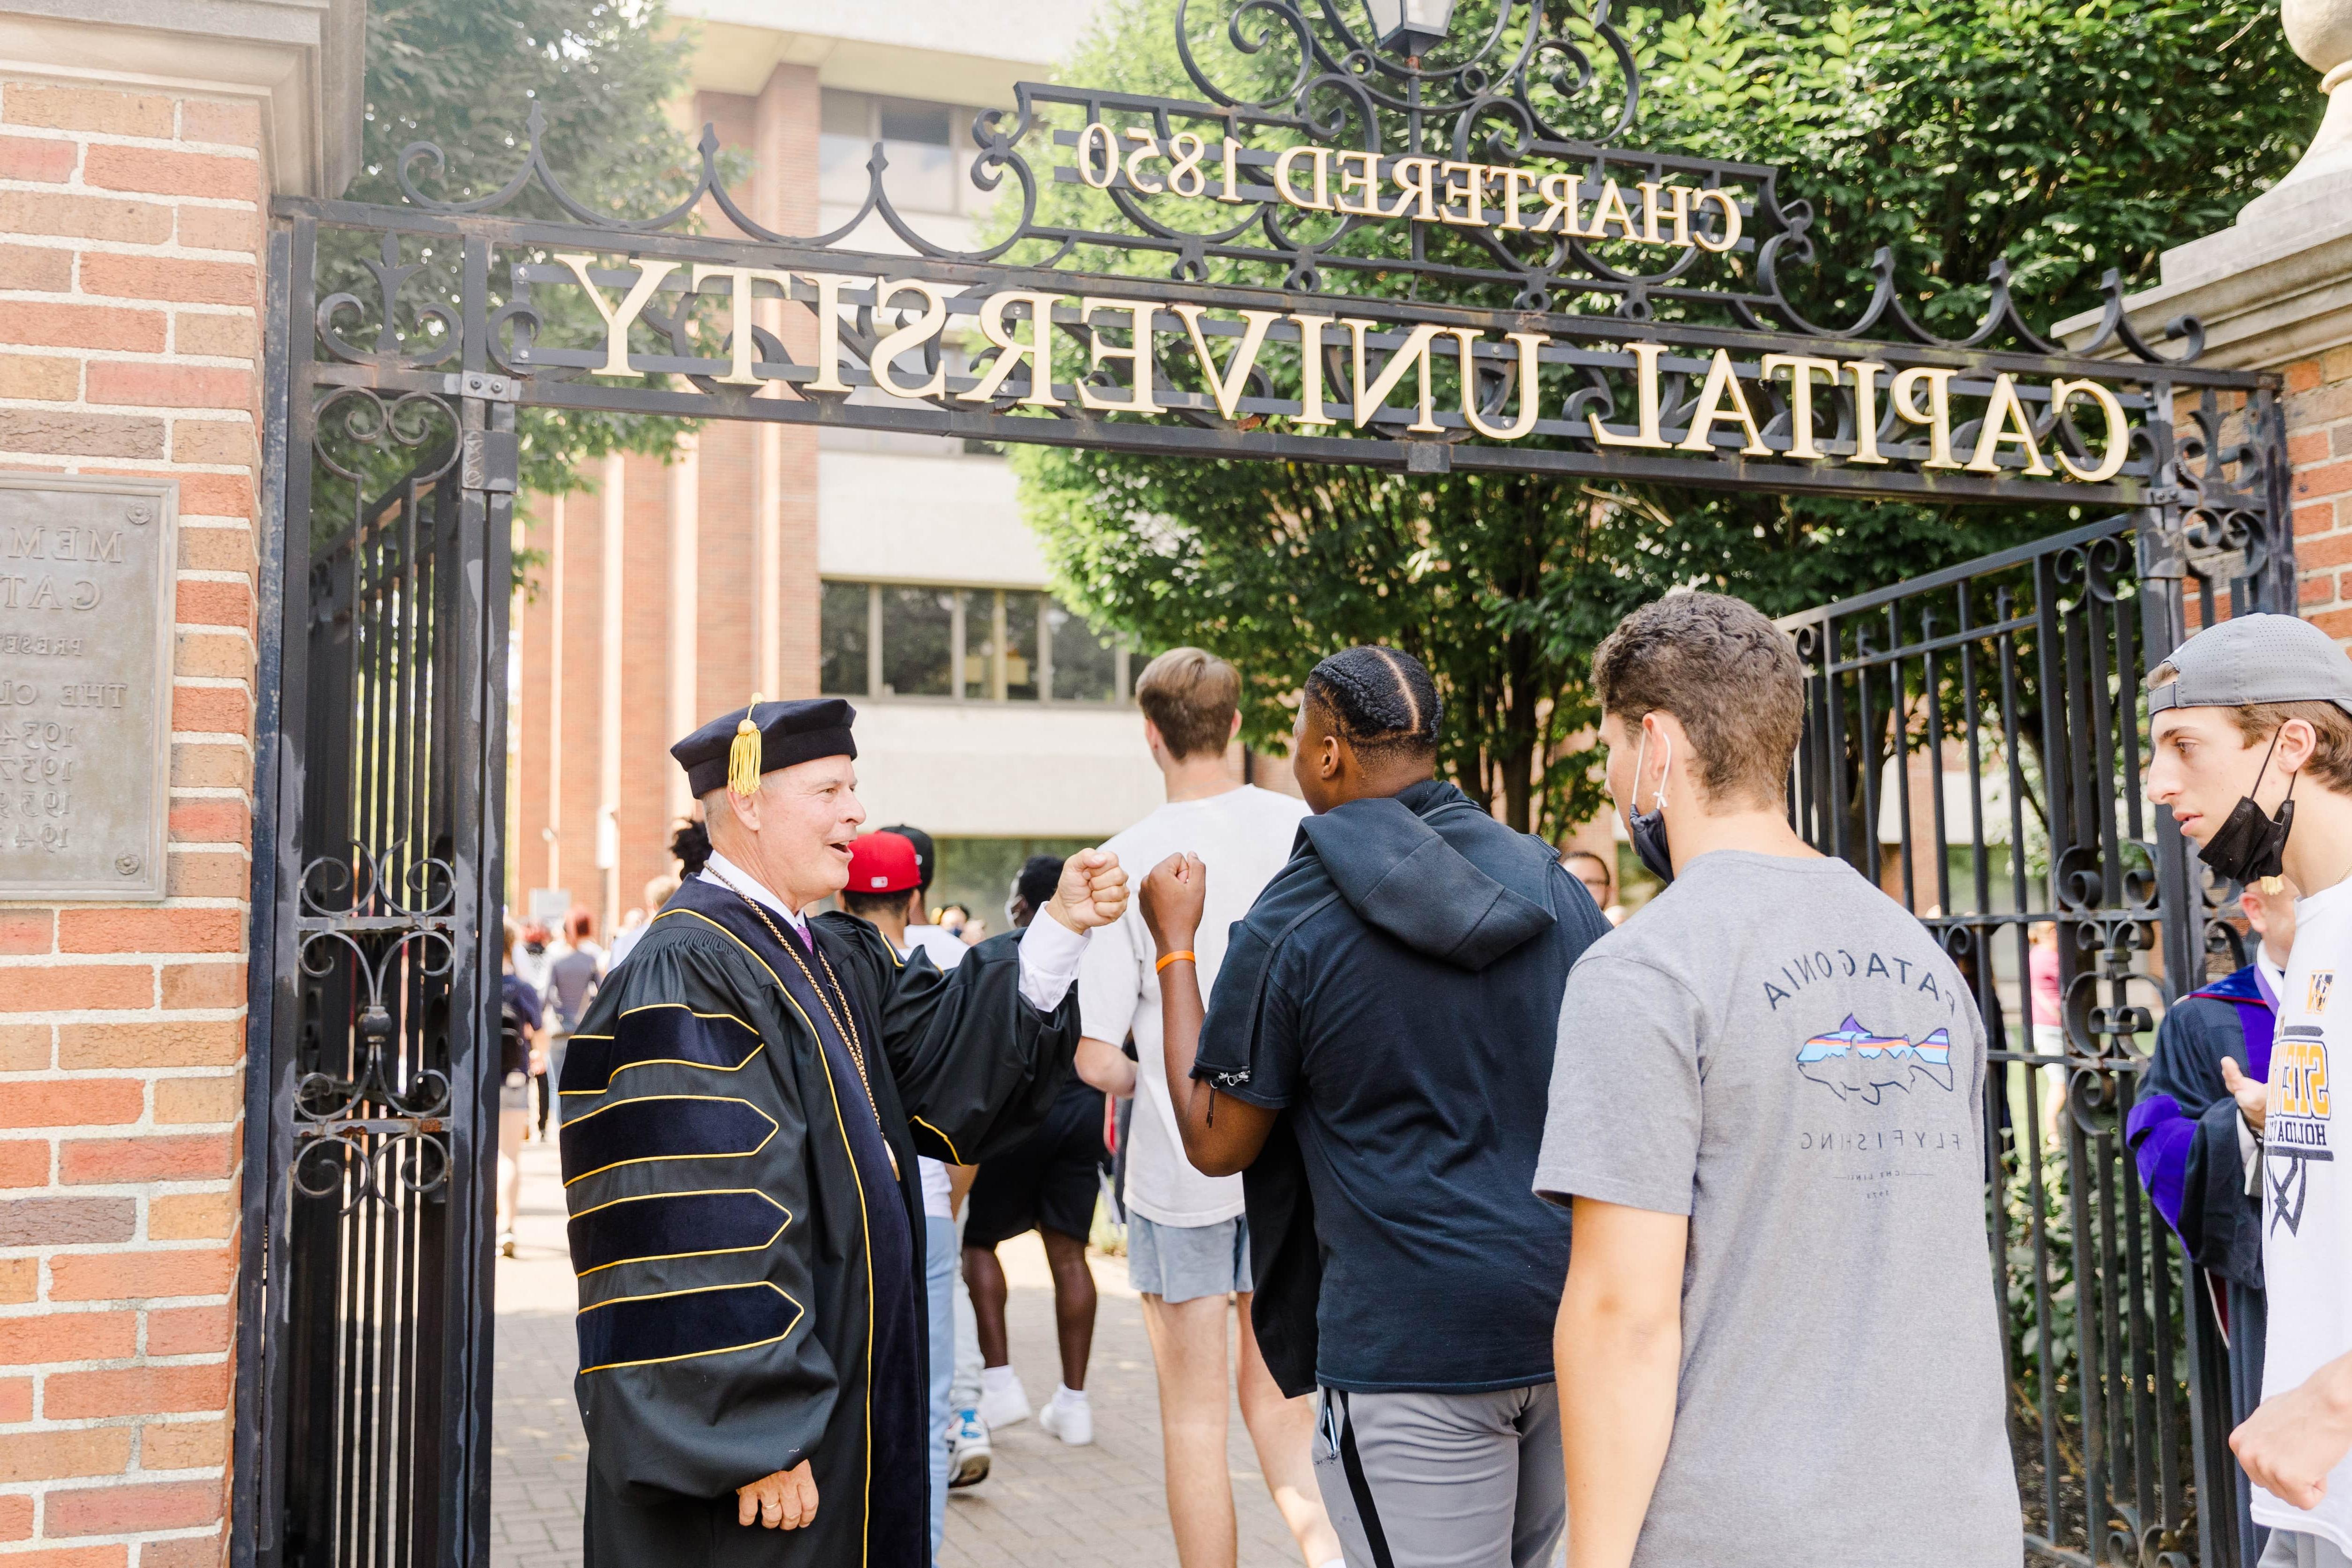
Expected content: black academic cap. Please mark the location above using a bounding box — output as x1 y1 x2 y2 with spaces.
671 696 857 799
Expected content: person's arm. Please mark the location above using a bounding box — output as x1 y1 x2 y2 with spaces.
2233 1346 2352 1509
1075 1036 1136 1096
1140 852 1276 1176
850 853 1124 1165
1533 951 1707 1568
1556 1198 1688 1568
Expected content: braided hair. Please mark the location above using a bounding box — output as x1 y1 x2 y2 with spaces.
1302 646 1441 762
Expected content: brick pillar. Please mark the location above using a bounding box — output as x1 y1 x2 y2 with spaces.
513 494 560 903
694 88 760 728
0 80 268 1566
757 67 822 699
556 483 604 919
2287 348 2352 635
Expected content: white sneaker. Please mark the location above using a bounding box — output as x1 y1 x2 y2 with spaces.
947 1409 990 1487
1038 1391 1092 1447
977 1377 1030 1431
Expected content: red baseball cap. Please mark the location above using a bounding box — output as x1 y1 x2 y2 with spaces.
846 831 921 895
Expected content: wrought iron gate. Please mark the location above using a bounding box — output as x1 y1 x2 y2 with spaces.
1777 403 2290 1568
237 224 519 1568
230 0 2294 1557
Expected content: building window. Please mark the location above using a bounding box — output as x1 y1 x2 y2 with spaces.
881 586 956 697
821 581 1132 703
1048 600 1118 702
820 580 870 695
818 90 973 216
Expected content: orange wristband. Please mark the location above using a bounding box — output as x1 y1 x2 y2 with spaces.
1155 950 1196 973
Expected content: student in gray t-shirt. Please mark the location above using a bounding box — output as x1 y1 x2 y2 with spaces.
1536 592 2020 1568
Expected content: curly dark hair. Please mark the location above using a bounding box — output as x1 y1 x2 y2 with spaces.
670 816 712 878
1591 591 1803 808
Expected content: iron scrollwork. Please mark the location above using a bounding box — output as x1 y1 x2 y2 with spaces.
380 0 2212 373
291 844 458 1212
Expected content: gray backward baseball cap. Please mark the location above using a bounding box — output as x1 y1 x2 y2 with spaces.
2150 613 2352 718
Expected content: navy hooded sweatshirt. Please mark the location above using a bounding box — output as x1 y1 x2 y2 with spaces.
1193 778 1609 1396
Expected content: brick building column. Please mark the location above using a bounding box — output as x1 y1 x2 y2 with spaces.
752 66 820 701
0 0 362 1561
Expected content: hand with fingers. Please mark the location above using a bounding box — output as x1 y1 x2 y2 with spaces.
736 1461 818 1531
1139 852 1207 954
2219 1055 2267 1134
1047 847 1130 932
2232 1351 2352 1511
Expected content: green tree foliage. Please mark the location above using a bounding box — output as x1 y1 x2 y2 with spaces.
330 0 705 510
1009 0 2311 835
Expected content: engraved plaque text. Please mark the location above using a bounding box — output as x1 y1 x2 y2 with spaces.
0 477 176 900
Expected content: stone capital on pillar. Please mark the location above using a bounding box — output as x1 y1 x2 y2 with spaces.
2252 0 2352 219
0 0 365 194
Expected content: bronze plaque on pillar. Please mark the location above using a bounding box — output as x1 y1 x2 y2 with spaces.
0 476 178 901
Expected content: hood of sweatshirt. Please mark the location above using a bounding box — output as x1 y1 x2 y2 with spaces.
1294 778 1557 972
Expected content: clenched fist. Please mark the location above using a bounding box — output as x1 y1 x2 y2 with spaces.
737 1461 818 1530
1046 847 1129 932
1140 851 1207 950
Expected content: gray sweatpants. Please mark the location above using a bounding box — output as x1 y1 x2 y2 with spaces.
2260 1528 2352 1568
1312 1383 1564 1568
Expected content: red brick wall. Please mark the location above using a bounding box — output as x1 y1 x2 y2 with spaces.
2287 347 2352 637
0 81 265 1567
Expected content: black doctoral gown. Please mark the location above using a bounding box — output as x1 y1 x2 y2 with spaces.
557 874 1079 1568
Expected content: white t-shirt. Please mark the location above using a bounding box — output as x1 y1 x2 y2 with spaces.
1077 785 1310 1228
2258 876 2352 1553
905 926 968 973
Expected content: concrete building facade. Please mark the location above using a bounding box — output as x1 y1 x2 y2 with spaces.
508 0 1208 933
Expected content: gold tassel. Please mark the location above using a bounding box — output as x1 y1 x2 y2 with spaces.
2261 875 2285 895
728 693 765 798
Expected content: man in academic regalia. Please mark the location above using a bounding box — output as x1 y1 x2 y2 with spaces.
557 695 1127 1568
2126 878 2294 1568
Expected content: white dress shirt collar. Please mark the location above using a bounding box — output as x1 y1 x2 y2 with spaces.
701 851 808 933
700 850 1089 1013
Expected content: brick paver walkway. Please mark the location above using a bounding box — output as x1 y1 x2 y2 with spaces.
490 1137 1305 1568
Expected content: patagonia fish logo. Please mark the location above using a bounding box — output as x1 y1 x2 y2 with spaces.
1796 1014 1956 1105
2307 971 2334 1014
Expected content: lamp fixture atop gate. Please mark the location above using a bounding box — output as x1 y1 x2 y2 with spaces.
1362 0 1457 58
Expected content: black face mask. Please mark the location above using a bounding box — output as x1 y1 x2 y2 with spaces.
2196 731 2297 886
1625 730 1676 886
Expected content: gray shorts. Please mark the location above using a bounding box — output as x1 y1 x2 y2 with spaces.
1127 1213 1251 1304
1313 1382 1564 1568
